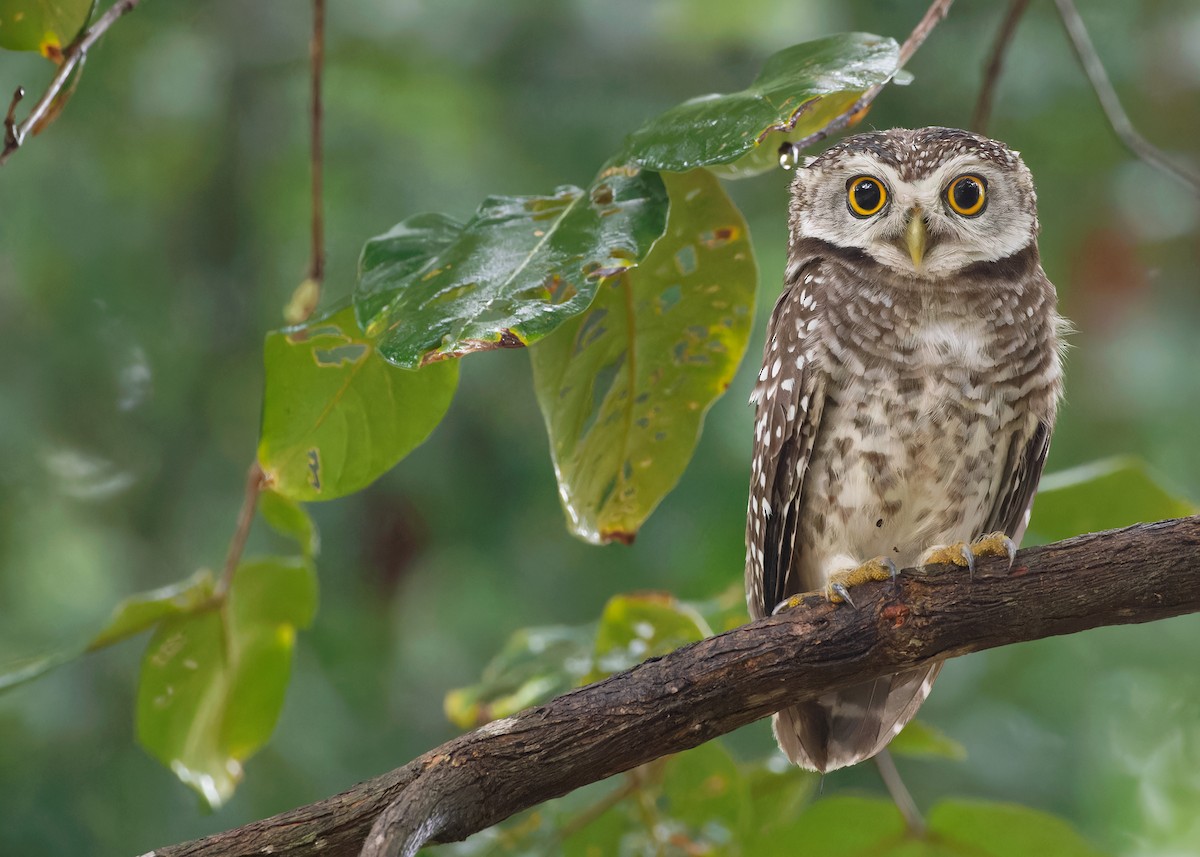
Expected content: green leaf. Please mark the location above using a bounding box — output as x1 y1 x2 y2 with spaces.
589 592 710 682
782 796 909 855
0 0 92 55
258 489 320 558
444 624 596 730
927 800 1107 857
356 212 465 330
1028 457 1197 545
358 167 669 369
620 34 899 177
137 557 317 809
531 169 755 544
258 303 459 502
661 742 751 838
889 719 967 761
0 569 215 692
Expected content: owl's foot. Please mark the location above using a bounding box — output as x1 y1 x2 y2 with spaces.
826 556 898 607
919 532 1017 577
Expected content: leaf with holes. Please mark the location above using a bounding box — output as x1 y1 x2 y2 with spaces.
137 557 317 809
357 167 668 369
531 168 755 544
257 303 459 502
0 0 92 55
619 33 899 178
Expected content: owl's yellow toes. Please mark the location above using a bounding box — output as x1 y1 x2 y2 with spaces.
919 541 975 574
826 556 898 607
970 532 1017 566
771 594 808 616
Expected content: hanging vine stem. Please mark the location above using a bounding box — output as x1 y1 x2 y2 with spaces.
1053 0 1200 194
308 0 327 288
0 0 143 166
971 0 1032 135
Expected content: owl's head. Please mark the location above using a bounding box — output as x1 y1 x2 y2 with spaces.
789 127 1038 279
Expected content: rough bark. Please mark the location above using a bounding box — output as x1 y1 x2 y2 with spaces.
144 516 1200 857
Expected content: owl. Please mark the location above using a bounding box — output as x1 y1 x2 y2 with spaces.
745 127 1066 773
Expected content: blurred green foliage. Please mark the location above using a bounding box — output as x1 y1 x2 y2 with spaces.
1 0 1199 854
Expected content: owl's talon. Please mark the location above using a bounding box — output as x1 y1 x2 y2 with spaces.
971 532 1017 568
771 594 808 616
825 556 896 606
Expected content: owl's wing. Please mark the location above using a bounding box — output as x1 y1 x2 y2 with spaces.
745 263 826 620
985 419 1052 543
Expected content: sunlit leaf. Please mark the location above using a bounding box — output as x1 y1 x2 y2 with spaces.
928 800 1106 857
0 0 92 56
1028 457 1196 545
589 592 710 682
258 489 320 559
258 303 459 502
136 557 317 808
531 169 755 544
358 167 668 369
444 624 596 730
620 33 899 177
0 569 215 692
889 719 967 761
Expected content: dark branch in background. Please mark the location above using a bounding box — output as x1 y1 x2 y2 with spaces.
0 0 142 166
971 0 1032 134
145 516 1200 857
780 0 955 164
308 0 327 286
1053 0 1200 194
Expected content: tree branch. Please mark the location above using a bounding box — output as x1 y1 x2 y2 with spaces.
1053 0 1200 194
971 0 1032 135
144 516 1200 857
780 0 955 166
0 0 143 166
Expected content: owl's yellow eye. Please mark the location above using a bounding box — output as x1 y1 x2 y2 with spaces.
946 174 987 217
846 176 887 217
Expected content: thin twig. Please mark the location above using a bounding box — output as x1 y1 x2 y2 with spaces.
1053 0 1200 194
0 0 143 166
309 0 326 286
874 749 925 835
216 461 267 598
971 0 1032 134
781 0 955 164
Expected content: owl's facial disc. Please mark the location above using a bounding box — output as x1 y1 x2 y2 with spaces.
792 142 1038 279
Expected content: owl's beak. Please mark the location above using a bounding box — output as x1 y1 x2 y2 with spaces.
904 206 929 269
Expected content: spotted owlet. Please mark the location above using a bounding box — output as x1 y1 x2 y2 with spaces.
745 127 1066 773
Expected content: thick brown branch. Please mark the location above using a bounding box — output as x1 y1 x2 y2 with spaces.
0 0 143 166
144 516 1200 857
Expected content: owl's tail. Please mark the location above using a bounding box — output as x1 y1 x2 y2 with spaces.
773 662 942 772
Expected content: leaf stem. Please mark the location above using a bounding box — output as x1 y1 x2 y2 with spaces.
0 0 143 166
971 0 1032 135
217 461 267 598
780 0 955 162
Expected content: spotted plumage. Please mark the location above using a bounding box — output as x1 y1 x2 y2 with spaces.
745 127 1066 773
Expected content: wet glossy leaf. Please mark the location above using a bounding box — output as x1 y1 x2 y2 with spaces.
444 624 596 730
620 33 898 177
889 719 967 761
0 569 215 692
258 303 459 502
1028 457 1196 545
589 592 710 681
358 167 668 369
531 169 755 544
0 0 92 55
137 557 317 809
258 489 320 559
356 212 465 328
